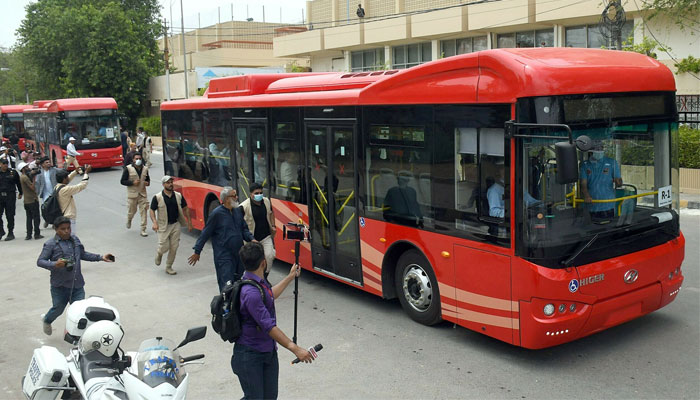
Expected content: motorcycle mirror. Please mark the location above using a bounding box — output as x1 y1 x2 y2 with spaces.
174 326 207 350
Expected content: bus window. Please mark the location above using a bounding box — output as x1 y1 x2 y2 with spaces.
272 122 303 202
179 110 207 182
203 110 231 187
251 125 267 195
162 111 184 178
433 105 510 244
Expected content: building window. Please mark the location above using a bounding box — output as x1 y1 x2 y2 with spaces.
392 42 431 69
497 29 554 48
351 48 385 71
565 21 634 49
440 36 488 57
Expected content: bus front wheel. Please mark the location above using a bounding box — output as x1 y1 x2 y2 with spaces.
205 197 219 223
395 250 441 325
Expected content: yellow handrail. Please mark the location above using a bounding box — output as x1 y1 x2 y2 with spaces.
313 199 329 225
370 174 381 209
338 212 356 237
311 178 328 205
337 191 354 215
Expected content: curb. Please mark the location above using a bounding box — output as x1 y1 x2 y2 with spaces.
687 200 700 209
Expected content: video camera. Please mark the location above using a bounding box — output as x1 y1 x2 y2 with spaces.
282 222 310 242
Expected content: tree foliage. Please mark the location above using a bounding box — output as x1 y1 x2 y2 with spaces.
16 0 163 125
641 0 700 30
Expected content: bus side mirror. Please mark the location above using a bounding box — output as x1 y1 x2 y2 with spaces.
555 141 578 184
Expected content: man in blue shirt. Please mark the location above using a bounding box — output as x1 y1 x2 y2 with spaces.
37 216 115 335
232 242 314 399
188 186 254 291
579 143 622 221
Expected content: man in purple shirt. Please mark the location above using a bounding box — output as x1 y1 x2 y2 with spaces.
232 242 314 399
37 216 115 336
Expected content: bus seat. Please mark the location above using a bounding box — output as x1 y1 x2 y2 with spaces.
371 168 396 209
418 173 432 206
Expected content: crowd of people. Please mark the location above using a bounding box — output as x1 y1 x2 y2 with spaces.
1 127 315 399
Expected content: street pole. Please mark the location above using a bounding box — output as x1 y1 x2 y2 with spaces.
163 19 171 102
180 0 189 99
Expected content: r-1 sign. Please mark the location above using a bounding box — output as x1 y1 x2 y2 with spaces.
658 185 672 207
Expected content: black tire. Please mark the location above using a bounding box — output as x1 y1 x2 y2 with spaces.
394 249 442 325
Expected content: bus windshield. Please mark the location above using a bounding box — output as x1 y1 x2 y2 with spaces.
518 120 680 268
2 113 24 137
62 110 120 148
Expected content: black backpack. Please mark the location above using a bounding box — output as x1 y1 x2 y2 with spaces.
41 186 66 224
210 279 265 343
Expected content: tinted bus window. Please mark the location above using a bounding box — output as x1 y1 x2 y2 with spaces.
203 110 232 186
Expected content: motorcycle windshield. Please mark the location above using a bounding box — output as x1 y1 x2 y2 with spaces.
135 338 184 388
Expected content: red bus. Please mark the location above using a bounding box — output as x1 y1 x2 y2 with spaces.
0 104 30 151
160 48 685 349
26 98 124 169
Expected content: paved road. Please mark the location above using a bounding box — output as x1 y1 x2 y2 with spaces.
1 155 698 399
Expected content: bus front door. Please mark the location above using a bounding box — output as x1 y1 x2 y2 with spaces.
306 124 362 285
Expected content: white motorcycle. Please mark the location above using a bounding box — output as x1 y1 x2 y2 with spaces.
22 297 206 400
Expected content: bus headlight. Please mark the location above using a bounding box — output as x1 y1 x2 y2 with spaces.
544 304 555 316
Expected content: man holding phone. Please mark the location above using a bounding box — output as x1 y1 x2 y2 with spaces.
37 216 115 336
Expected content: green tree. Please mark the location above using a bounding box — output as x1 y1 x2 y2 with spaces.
641 0 700 31
16 0 163 126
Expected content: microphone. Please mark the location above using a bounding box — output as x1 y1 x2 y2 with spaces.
291 343 323 364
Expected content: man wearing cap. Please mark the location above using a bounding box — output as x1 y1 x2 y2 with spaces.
18 162 43 240
120 152 150 237
580 141 622 222
149 176 192 275
65 136 81 170
0 157 22 240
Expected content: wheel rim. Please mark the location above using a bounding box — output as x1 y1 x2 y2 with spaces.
401 263 432 313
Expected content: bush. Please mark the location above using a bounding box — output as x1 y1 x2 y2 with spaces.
679 125 700 169
138 116 161 137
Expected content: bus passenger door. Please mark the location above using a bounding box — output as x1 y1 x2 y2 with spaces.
305 123 362 284
232 121 267 200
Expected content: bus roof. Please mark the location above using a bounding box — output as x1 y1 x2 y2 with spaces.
161 48 675 111
47 98 118 112
0 105 31 114
24 107 48 114
33 100 53 108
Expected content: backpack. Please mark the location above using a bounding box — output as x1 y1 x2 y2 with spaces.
210 279 265 343
41 186 66 224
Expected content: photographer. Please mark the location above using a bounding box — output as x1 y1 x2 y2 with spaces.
0 157 22 240
0 145 18 168
37 216 115 336
17 162 43 240
232 242 314 399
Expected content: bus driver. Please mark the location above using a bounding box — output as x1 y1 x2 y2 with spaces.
579 141 622 222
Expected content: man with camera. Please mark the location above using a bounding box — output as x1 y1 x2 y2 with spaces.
188 186 254 291
0 145 18 168
0 157 22 240
232 242 315 399
37 216 115 335
17 162 43 240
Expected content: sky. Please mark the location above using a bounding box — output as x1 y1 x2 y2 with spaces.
1 0 308 49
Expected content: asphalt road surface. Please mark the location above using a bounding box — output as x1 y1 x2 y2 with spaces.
1 154 698 399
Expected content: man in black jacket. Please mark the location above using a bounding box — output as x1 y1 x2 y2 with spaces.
0 157 23 240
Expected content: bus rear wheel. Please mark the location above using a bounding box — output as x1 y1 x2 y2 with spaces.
395 249 441 325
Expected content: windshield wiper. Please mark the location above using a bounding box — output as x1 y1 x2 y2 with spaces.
561 233 599 268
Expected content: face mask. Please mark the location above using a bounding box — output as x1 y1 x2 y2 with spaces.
590 151 604 161
253 193 264 202
135 159 142 166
